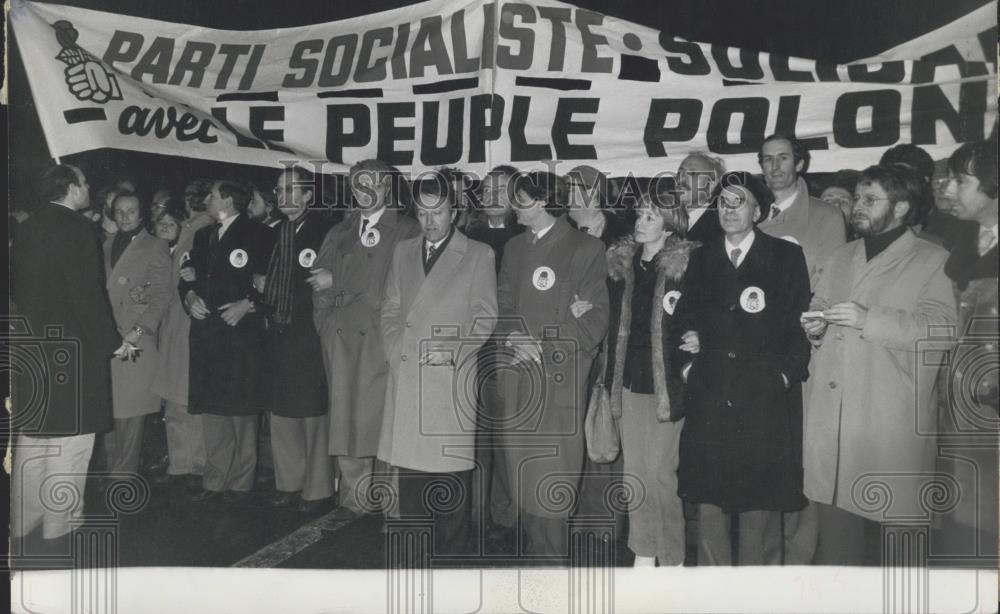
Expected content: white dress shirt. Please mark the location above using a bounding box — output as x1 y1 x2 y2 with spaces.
724 231 756 268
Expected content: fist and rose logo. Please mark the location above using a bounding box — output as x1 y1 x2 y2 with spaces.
53 20 123 103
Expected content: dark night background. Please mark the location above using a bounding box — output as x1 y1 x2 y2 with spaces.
5 0 995 206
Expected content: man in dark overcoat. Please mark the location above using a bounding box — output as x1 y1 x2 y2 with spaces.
180 180 274 503
12 164 120 549
674 171 812 565
262 167 336 512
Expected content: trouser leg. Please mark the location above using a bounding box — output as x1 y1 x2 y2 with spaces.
698 504 732 566
106 416 145 474
337 455 375 513
735 510 779 566
814 501 868 565
301 413 335 501
201 415 234 492
228 415 258 492
12 434 96 540
764 503 818 564
164 401 205 475
269 413 304 494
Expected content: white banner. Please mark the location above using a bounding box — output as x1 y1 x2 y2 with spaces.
10 0 997 174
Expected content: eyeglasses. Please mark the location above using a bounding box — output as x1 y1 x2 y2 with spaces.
852 195 892 208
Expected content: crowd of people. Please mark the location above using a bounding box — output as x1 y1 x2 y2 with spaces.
10 133 998 568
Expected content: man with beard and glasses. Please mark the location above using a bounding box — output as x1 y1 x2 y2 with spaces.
801 164 956 565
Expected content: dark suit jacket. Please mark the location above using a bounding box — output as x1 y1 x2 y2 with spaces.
181 213 275 415
685 207 724 243
12 202 120 436
674 229 811 513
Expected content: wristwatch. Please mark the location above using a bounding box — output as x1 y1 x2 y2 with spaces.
132 326 145 338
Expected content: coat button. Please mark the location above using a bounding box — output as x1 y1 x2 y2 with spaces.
829 381 837 389
729 304 737 312
401 354 407 361
728 351 736 359
336 328 342 333
726 400 733 407
360 330 366 336
406 321 412 327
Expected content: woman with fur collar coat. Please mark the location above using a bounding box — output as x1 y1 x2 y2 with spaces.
575 197 698 566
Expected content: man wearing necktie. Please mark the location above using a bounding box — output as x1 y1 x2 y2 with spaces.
936 140 998 563
311 159 420 520
674 171 811 566
757 134 847 292
180 180 275 503
260 167 336 513
379 169 497 556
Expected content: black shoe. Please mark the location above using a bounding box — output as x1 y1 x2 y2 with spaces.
191 488 220 502
146 454 171 475
271 491 300 508
223 490 252 504
297 497 330 514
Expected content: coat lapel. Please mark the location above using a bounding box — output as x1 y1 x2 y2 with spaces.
409 231 468 317
107 230 150 284
849 230 916 298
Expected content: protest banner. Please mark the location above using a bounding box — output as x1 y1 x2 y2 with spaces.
11 0 996 174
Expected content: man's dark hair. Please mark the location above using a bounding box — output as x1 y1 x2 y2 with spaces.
948 140 998 199
858 164 924 227
282 166 317 196
38 164 83 203
216 180 252 214
758 133 810 174
157 197 188 224
414 168 459 210
490 165 518 179
825 169 862 195
513 171 565 215
880 144 935 183
110 190 150 223
185 178 213 213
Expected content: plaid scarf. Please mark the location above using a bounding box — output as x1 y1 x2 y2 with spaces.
264 213 304 327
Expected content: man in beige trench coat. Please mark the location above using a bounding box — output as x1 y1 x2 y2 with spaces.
801 164 956 564
379 170 497 554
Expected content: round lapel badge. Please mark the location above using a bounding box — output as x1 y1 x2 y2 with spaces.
229 248 249 268
362 228 381 247
740 286 766 313
532 266 555 291
779 235 800 246
662 290 682 315
117 276 128 285
298 248 317 268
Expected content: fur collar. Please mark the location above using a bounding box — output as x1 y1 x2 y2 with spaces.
606 236 698 281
